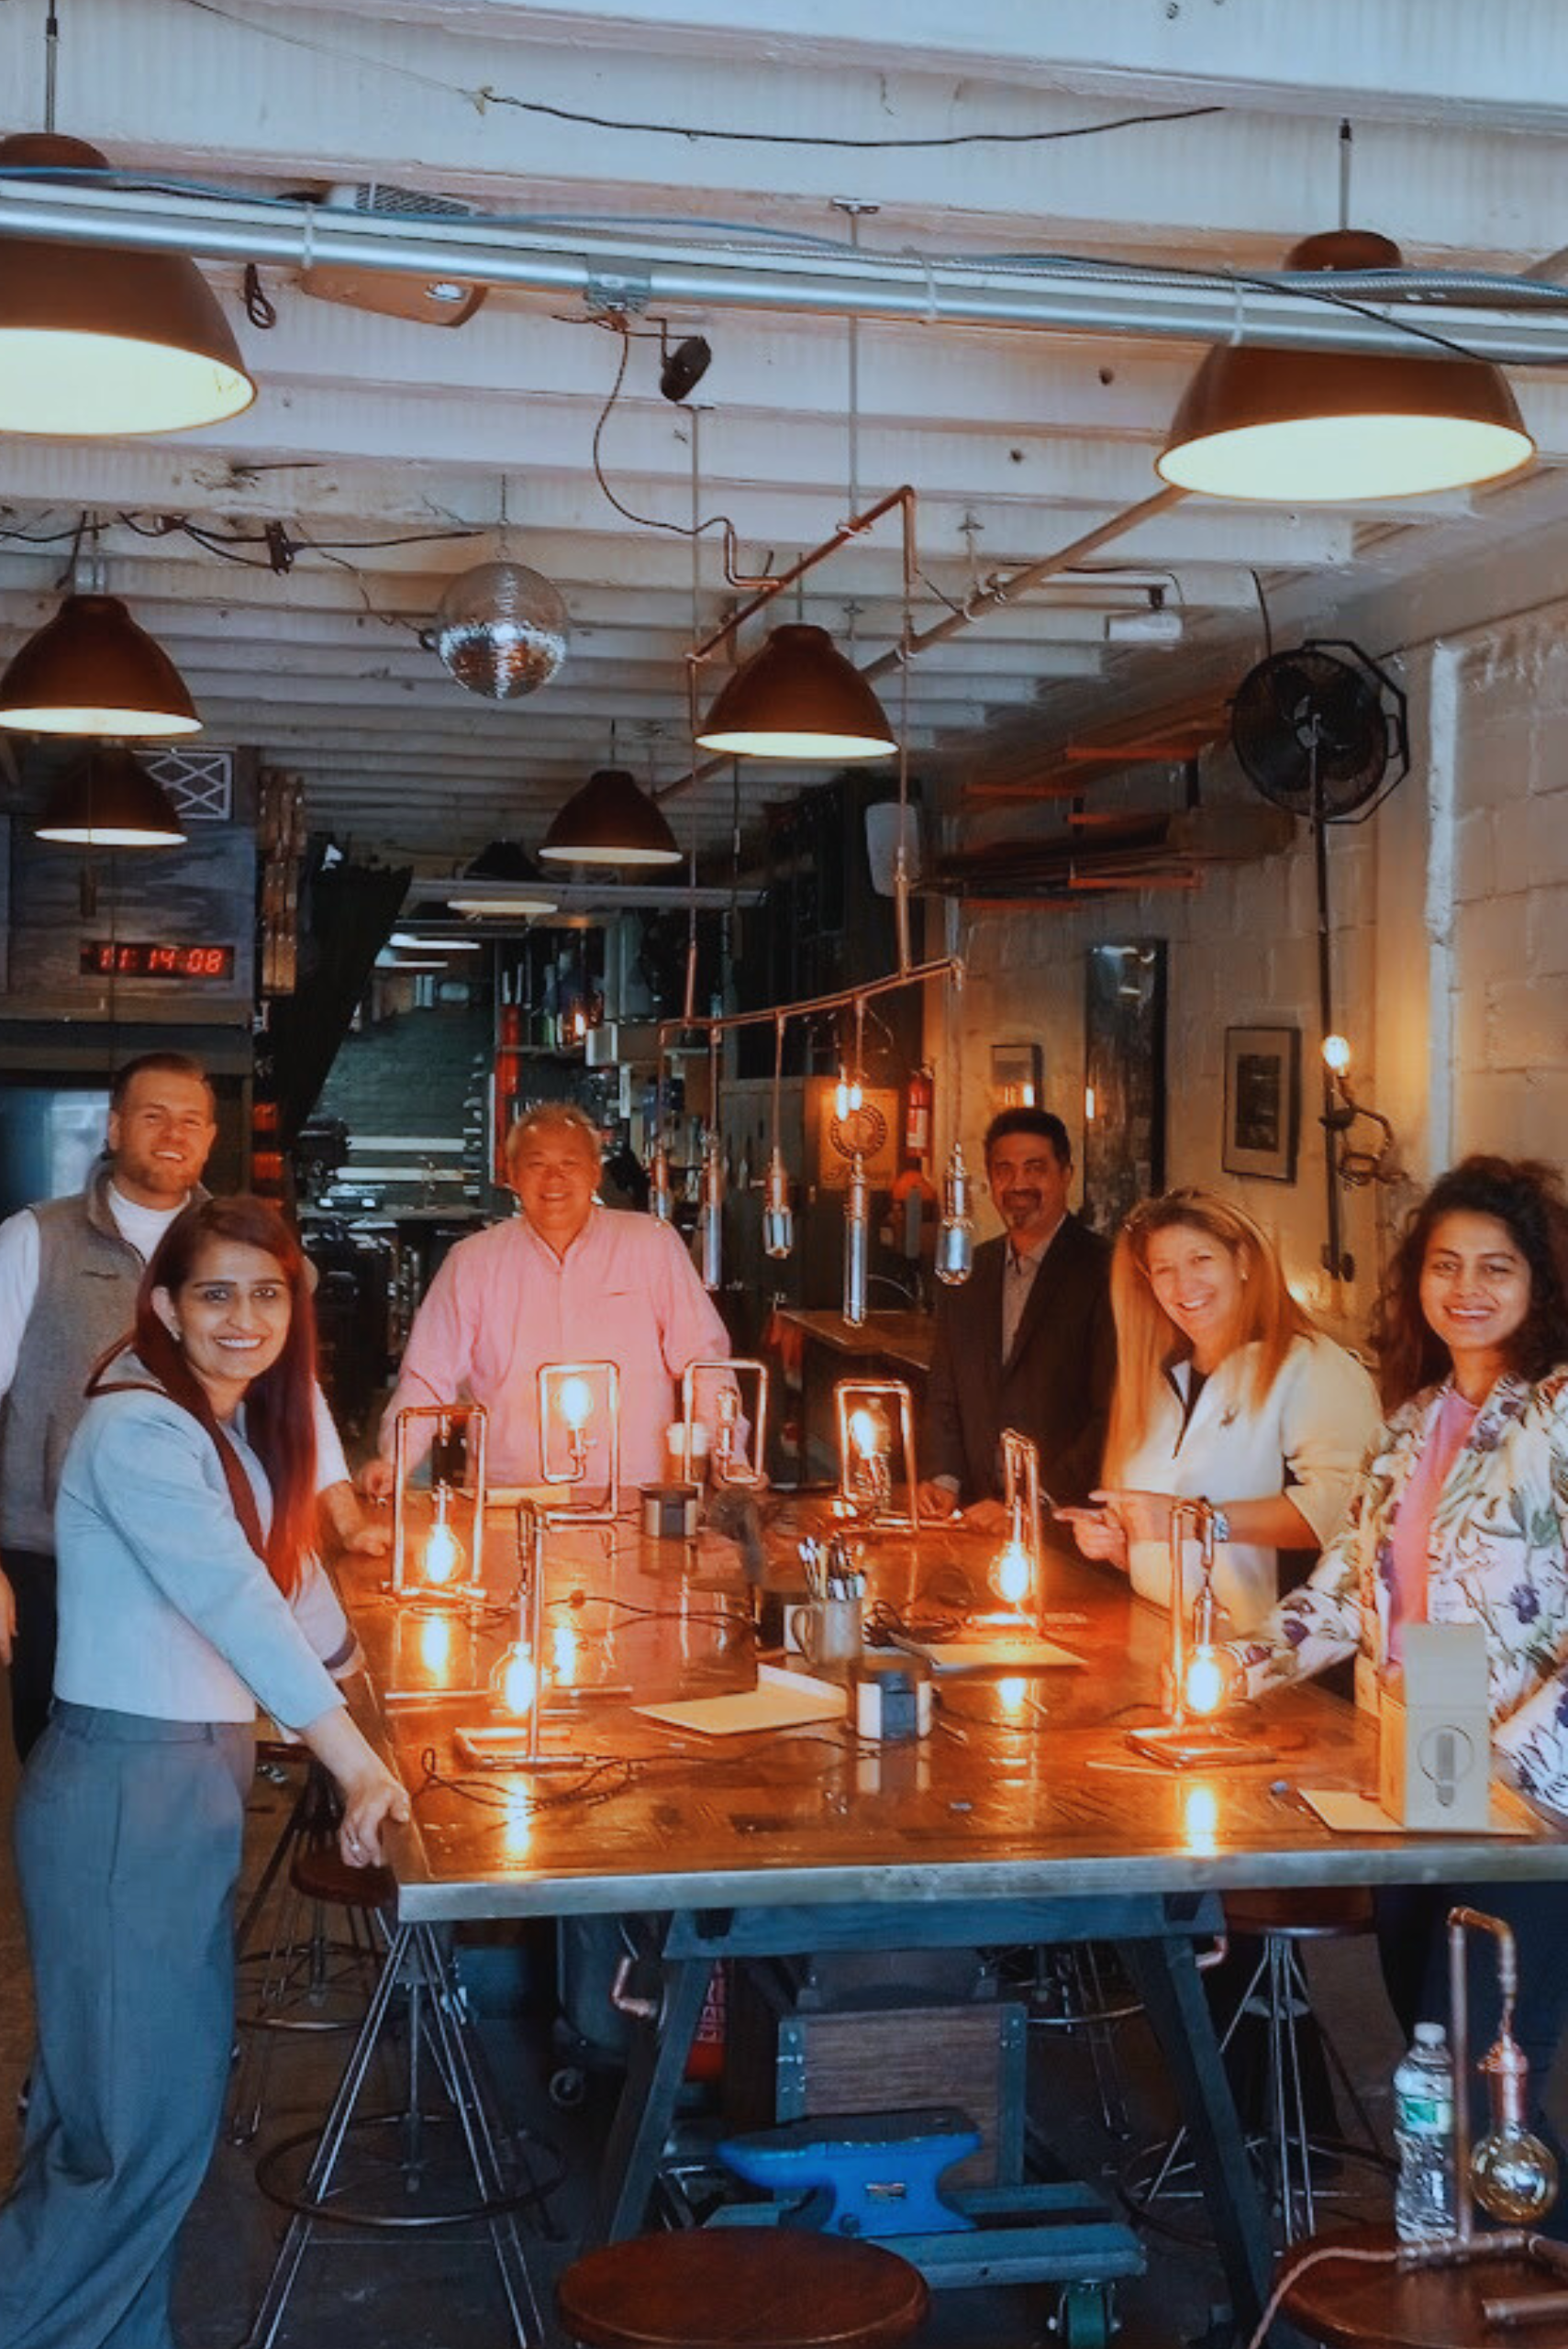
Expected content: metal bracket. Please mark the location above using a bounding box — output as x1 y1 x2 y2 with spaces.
584 270 652 317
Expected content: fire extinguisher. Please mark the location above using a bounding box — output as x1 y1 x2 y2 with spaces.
904 1064 934 1161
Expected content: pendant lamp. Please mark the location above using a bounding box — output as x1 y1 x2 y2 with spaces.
0 594 202 737
538 769 682 867
696 624 896 760
0 134 256 436
32 746 186 847
447 838 559 917
1157 231 1534 504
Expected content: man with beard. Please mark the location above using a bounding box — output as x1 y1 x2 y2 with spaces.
916 1108 1114 1535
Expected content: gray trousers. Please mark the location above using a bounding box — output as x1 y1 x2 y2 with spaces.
0 1702 254 2349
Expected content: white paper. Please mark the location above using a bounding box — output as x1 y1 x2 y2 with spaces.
635 1662 849 1736
891 1632 1085 1674
1298 1786 1534 1838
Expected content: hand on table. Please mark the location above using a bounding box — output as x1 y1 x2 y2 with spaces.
915 1479 962 1522
338 1762 411 1869
959 1498 1010 1537
358 1458 396 1505
1090 1487 1178 1545
339 1520 392 1558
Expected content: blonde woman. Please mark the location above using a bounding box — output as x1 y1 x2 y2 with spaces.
1060 1187 1378 1634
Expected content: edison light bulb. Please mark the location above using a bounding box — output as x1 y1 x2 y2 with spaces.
936 1142 974 1286
835 1071 851 1121
1322 1032 1352 1077
420 1485 467 1587
1184 1648 1226 1718
849 1408 880 1461
763 1147 794 1259
491 1640 539 1718
1472 2126 1558 2224
559 1375 594 1433
993 1538 1033 1611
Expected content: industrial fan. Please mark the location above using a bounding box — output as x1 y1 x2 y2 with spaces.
1230 640 1408 824
1230 639 1409 1276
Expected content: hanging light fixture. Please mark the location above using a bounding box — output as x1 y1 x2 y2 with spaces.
447 838 559 918
695 624 896 761
0 594 201 737
538 769 682 867
1157 230 1534 503
32 747 185 847
0 134 256 436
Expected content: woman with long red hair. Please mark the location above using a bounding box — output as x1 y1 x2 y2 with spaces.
0 1195 407 2349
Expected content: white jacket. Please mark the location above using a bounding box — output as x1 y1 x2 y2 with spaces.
1118 1333 1380 1632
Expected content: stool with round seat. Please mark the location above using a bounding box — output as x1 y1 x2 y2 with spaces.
1124 1886 1389 2247
1276 2221 1568 2349
559 2230 930 2349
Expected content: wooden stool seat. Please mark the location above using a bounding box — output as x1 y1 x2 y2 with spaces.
289 1839 397 1912
558 2232 930 2349
1279 2221 1565 2349
1223 1887 1375 1941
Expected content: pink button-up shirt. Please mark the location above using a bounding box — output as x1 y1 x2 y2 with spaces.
380 1207 730 1488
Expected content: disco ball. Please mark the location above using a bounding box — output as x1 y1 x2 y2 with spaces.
432 562 569 699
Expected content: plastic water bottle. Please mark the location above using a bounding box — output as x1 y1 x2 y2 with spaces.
1394 2022 1457 2243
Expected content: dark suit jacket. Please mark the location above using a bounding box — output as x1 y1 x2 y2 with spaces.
921 1214 1115 1509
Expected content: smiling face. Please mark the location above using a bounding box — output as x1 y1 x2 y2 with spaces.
1143 1219 1249 1372
985 1130 1073 1250
1419 1209 1531 1395
107 1067 217 1208
153 1237 293 1417
509 1119 601 1252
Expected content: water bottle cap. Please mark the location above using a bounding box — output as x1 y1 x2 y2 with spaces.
1414 2022 1447 2048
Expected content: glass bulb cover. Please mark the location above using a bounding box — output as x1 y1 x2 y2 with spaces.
419 1520 467 1587
1184 1648 1227 1718
935 1219 974 1285
433 561 569 699
1472 2128 1559 2224
763 1207 795 1260
490 1642 539 1718
993 1539 1033 1610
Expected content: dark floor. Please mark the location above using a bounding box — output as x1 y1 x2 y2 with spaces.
0 1682 1442 2349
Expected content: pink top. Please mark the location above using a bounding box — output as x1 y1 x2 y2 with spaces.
1388 1386 1479 1662
380 1208 731 1488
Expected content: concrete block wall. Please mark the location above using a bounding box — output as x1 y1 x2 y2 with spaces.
318 1000 491 1140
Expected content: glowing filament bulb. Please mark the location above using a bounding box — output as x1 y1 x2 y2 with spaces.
993 1538 1033 1610
558 1376 594 1433
1184 1648 1226 1718
492 1641 539 1718
571 1006 587 1041
849 1407 881 1460
1322 1032 1352 1077
420 1485 466 1587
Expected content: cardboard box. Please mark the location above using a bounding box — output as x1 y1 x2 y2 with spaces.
1378 1623 1491 1830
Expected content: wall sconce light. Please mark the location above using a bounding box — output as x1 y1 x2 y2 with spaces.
1321 1034 1398 1189
387 1404 488 1601
677 1359 770 1489
834 1377 918 1531
538 1360 620 1521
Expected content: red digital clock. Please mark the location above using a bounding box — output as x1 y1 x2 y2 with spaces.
81 941 237 980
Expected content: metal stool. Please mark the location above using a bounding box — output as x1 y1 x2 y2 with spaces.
229 1824 393 2145
1025 1943 1142 2140
559 2228 930 2349
1123 1887 1389 2247
239 1913 549 2349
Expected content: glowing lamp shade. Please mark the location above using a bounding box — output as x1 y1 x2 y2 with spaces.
1158 231 1534 504
0 135 256 436
0 595 201 737
33 748 185 847
538 768 682 867
696 625 896 761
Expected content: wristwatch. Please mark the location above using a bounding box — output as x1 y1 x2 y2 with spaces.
1206 1502 1232 1545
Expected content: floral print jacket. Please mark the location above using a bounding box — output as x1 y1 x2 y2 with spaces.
1231 1368 1568 1809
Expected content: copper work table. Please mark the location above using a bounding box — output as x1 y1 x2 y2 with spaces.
339 1497 1566 2329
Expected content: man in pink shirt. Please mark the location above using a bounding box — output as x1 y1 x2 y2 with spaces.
364 1104 730 1493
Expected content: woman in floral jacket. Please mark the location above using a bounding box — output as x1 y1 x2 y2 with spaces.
1224 1155 1568 2194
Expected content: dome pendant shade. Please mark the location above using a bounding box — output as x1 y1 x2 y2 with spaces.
0 135 256 436
33 746 187 846
433 562 569 699
1158 231 1533 504
696 624 896 760
538 769 682 866
0 595 202 737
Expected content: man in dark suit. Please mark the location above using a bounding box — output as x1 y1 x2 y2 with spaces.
916 1108 1114 1533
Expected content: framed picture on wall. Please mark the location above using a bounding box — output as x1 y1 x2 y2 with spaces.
1223 1025 1300 1183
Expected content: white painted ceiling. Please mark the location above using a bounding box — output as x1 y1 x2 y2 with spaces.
5 0 1568 868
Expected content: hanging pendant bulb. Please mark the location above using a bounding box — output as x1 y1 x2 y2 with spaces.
935 1141 974 1286
763 1148 795 1260
650 1139 674 1224
0 593 201 737
699 1133 724 1292
843 1153 870 1327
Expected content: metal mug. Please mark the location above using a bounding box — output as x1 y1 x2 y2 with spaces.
785 1598 862 1667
